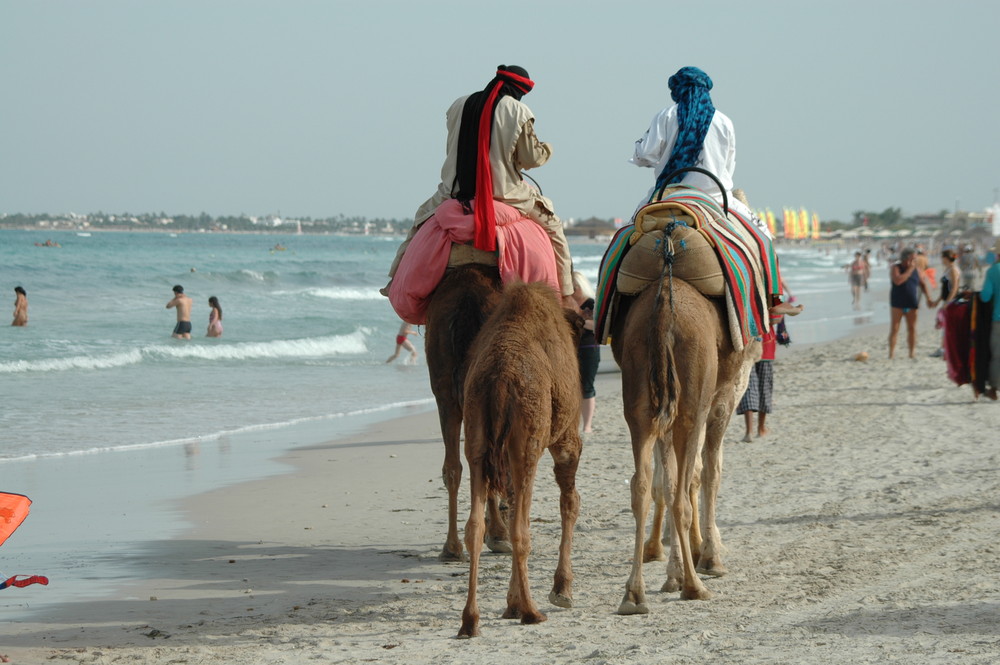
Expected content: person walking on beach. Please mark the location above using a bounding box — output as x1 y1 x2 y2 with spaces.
11 286 28 326
166 285 193 339
572 271 600 433
978 239 1000 400
863 249 872 291
382 64 576 307
386 320 418 364
888 248 932 359
206 296 223 338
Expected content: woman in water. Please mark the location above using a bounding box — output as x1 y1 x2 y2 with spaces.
206 296 223 338
11 286 28 326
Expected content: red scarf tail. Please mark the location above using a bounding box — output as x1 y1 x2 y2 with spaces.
473 83 502 252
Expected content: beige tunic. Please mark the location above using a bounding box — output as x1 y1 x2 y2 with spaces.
389 95 573 296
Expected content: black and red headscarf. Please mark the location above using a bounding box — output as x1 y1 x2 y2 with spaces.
454 65 535 251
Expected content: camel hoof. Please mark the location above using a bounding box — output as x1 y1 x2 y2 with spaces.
485 536 513 554
548 590 573 609
660 578 682 593
696 558 728 578
501 606 522 620
617 599 649 615
438 546 466 563
457 623 480 638
520 610 547 625
642 544 666 562
680 586 713 601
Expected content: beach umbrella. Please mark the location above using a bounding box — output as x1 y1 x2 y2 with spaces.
0 492 49 590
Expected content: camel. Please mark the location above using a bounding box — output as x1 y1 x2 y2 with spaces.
458 282 583 637
610 276 758 614
424 263 510 561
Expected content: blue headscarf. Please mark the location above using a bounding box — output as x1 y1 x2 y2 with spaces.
653 67 716 192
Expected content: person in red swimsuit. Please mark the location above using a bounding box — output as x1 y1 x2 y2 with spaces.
386 321 418 364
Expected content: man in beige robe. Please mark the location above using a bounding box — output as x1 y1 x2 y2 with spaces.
383 65 575 306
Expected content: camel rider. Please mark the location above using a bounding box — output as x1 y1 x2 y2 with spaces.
383 65 576 308
631 65 802 319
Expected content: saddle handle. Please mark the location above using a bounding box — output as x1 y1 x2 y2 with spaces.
655 166 729 217
521 171 543 196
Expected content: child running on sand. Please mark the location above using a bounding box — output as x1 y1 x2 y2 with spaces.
386 321 418 364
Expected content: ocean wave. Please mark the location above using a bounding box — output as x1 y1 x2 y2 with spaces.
0 332 370 373
147 333 368 360
0 349 144 373
303 287 382 300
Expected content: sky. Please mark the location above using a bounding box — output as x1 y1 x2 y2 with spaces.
2 0 998 225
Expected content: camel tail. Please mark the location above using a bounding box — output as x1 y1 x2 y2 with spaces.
481 396 513 494
649 275 681 440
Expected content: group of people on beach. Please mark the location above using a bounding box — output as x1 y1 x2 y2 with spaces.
885 240 1000 399
165 285 223 340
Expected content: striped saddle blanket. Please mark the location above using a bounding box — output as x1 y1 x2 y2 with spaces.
595 186 780 350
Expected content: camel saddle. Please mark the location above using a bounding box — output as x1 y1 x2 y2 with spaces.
616 204 725 298
446 242 498 268
595 185 777 352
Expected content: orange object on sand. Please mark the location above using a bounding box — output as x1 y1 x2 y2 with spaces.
0 492 31 547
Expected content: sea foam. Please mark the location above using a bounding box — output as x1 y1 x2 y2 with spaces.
0 332 369 373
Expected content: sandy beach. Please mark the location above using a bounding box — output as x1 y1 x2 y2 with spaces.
3 312 999 664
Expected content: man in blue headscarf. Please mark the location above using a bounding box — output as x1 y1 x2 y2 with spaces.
630 67 756 224
630 66 803 320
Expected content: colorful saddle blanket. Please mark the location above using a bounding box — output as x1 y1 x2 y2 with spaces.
595 186 780 350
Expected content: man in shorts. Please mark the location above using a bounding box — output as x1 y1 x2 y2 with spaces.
166 285 193 339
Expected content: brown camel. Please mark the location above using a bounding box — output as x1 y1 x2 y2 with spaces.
458 282 583 637
610 277 758 614
424 264 510 561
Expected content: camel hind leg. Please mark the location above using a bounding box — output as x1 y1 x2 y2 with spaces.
438 407 466 562
658 440 686 593
501 440 546 625
643 445 668 563
671 418 712 601
547 431 581 609
618 426 656 615
696 399 736 577
485 493 513 554
458 461 488 637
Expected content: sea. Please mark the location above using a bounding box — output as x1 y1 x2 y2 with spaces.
1 228 887 462
0 228 887 611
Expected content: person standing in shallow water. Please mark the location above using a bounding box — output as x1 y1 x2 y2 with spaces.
11 286 28 326
386 320 418 364
206 296 223 338
166 285 193 339
847 251 865 310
